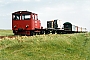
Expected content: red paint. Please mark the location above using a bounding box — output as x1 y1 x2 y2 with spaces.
12 11 41 35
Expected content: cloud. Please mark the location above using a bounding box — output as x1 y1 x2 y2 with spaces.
12 0 30 2
35 0 41 2
13 0 41 2
0 0 2 3
0 0 11 7
45 6 73 11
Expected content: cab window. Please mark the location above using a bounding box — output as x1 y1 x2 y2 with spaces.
22 14 30 20
13 14 20 20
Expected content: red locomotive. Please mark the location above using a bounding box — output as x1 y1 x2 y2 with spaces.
12 11 43 36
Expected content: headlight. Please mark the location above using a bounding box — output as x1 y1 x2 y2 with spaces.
14 25 16 28
26 25 29 28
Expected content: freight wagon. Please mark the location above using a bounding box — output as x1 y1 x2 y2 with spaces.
46 19 64 34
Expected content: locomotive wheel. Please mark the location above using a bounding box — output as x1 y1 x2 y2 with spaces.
34 32 36 35
37 32 40 35
30 31 33 36
14 33 18 35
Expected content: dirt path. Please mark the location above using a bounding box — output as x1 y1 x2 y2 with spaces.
0 36 17 39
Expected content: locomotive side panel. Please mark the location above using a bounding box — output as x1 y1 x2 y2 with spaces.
34 20 41 29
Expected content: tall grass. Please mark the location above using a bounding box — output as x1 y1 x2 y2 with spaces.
0 30 13 36
0 30 90 60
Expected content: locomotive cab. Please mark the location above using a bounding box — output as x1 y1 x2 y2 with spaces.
12 11 31 20
12 11 41 35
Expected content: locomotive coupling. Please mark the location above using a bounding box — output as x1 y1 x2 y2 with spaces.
18 28 23 32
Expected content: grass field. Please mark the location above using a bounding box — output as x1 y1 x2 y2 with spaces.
0 30 90 60
0 30 14 36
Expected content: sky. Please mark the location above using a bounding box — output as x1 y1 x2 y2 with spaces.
0 0 90 31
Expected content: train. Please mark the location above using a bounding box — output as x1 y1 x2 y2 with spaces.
12 11 87 36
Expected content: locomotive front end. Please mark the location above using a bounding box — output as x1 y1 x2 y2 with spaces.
12 11 41 36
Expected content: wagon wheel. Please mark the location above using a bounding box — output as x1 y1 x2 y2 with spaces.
57 31 60 34
40 30 44 34
45 30 48 34
52 30 55 34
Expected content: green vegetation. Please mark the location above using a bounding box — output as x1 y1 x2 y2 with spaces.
0 30 90 60
0 30 13 36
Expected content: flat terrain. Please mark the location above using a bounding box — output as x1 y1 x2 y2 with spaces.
0 30 90 60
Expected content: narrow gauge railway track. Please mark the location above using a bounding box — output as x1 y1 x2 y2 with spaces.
0 35 30 40
0 36 17 39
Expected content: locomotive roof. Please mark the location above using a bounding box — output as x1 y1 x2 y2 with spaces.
63 22 72 25
12 11 37 15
